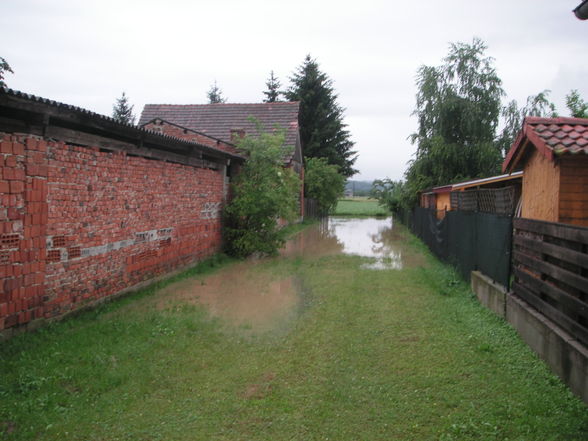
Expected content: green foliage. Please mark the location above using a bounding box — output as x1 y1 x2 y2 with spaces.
566 89 588 118
370 178 406 213
404 38 505 207
0 56 13 88
262 70 282 103
303 157 345 213
286 55 357 177
207 80 226 104
497 90 558 156
411 38 503 149
224 121 300 257
496 99 523 157
521 90 558 118
111 92 136 125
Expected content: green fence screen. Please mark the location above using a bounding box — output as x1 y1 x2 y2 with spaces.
403 207 512 288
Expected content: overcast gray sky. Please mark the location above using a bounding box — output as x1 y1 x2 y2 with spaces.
2 0 587 181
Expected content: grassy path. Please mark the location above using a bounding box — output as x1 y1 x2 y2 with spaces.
1 223 588 440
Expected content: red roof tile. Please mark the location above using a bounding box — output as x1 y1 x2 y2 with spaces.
503 117 588 172
139 102 301 162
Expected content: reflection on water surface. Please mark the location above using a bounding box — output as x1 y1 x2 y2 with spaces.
283 216 419 270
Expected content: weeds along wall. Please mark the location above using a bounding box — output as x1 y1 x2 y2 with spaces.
0 132 226 334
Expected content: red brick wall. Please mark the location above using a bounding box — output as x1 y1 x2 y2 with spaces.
143 121 241 156
0 132 225 332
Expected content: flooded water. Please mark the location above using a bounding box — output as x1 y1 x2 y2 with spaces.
152 217 422 334
282 216 421 270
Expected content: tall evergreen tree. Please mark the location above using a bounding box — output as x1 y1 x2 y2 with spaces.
285 55 357 177
207 80 226 104
112 92 136 125
263 70 281 102
0 56 14 88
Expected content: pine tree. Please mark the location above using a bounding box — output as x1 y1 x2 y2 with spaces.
0 57 14 88
263 70 281 102
112 92 136 125
285 55 357 177
207 80 226 104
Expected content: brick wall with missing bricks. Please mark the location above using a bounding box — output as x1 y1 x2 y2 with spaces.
0 132 225 333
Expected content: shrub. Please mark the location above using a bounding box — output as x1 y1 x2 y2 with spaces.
224 122 300 257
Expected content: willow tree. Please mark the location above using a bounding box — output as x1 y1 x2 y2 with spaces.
405 38 504 206
497 90 558 156
566 89 588 118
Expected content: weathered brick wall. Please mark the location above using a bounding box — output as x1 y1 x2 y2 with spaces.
1 132 225 333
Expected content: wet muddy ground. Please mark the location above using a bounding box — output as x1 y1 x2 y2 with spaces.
150 217 425 334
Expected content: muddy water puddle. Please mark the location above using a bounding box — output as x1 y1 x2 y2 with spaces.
154 264 305 335
137 217 422 334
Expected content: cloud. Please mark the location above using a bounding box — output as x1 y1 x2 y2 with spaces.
2 0 587 181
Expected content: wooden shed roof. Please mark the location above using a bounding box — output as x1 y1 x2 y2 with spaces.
0 87 245 165
422 172 523 196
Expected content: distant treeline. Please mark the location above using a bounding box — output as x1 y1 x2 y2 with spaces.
345 180 373 197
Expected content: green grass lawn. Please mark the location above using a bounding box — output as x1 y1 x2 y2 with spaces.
334 197 389 216
1 224 587 440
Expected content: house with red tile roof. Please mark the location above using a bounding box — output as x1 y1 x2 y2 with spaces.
138 101 304 217
503 117 588 226
139 102 303 170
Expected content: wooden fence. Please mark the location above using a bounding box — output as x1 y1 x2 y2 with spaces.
304 198 326 220
512 218 588 346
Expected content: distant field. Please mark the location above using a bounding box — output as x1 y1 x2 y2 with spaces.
334 197 389 216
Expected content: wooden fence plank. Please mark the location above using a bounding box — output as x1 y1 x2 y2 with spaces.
513 250 588 294
513 235 588 270
512 282 588 346
514 218 588 244
513 267 588 320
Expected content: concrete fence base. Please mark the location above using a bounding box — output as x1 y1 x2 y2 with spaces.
471 271 588 405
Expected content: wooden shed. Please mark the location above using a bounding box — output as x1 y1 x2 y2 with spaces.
420 172 522 219
420 185 452 217
503 117 588 227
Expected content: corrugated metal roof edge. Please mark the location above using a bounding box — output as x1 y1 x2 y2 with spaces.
0 87 246 162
